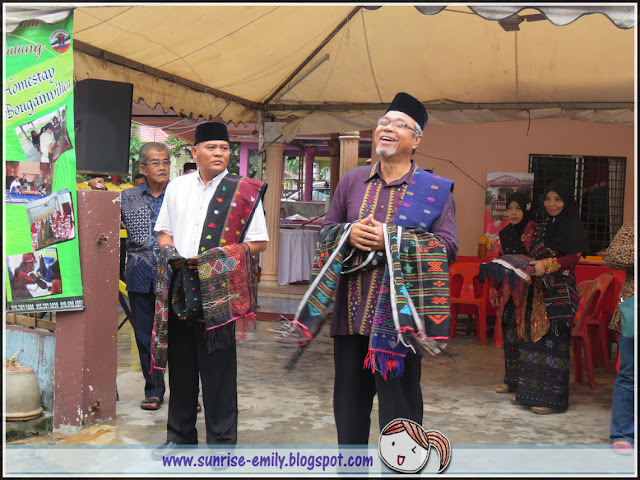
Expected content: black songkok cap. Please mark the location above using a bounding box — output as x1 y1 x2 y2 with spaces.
385 92 428 130
194 122 229 145
183 162 197 171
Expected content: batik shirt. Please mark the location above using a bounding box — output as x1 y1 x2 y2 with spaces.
121 182 167 294
605 220 635 333
324 160 458 337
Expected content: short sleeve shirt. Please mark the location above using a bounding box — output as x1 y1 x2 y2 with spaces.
154 170 268 258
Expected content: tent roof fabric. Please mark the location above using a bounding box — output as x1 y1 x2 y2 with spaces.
5 5 636 33
466 5 637 29
4 4 637 135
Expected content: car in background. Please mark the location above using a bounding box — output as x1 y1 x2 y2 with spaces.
282 181 330 202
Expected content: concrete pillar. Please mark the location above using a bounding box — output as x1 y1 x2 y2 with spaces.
239 142 250 176
54 190 120 435
339 131 360 180
303 147 316 202
259 142 286 286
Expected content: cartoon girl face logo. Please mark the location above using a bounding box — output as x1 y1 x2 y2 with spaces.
378 419 451 474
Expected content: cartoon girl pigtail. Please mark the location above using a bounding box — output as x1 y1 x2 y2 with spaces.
425 430 451 473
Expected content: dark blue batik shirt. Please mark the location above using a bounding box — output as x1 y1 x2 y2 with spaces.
121 182 167 294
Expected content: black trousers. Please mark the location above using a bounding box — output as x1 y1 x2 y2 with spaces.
166 315 237 445
333 334 423 445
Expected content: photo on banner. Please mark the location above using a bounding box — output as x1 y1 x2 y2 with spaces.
4 12 84 312
25 188 76 251
12 104 73 169
6 161 53 203
6 247 62 302
483 172 535 256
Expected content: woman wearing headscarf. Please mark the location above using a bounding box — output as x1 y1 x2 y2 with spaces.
512 182 588 414
490 192 537 394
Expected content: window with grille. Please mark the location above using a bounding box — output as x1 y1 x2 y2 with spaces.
529 154 626 255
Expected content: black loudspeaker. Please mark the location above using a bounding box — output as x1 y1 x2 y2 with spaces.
74 79 133 174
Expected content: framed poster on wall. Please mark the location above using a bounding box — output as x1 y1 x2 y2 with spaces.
483 172 534 257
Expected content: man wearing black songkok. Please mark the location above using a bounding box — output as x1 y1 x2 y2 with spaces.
151 122 269 456
292 92 458 445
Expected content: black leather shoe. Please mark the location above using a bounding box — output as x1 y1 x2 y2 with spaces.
151 441 180 461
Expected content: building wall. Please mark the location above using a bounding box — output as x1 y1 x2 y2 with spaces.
411 118 635 257
6 325 56 411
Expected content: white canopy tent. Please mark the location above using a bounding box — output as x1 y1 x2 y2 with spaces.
5 4 636 142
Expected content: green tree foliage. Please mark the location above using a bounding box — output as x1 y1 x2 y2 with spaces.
227 144 262 179
249 150 263 179
226 143 242 175
129 133 146 178
285 155 300 175
165 135 193 159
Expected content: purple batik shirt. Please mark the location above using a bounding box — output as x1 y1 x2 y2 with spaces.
324 161 458 337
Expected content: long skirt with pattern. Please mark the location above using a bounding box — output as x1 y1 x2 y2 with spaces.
515 290 571 410
502 299 520 386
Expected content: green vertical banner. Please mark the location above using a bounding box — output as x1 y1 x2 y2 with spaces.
4 12 85 312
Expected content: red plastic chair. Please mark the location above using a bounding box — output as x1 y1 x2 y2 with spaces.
585 273 622 372
571 280 599 388
449 262 488 344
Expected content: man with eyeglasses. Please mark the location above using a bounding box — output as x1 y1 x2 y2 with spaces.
304 92 458 444
120 141 171 411
151 122 268 455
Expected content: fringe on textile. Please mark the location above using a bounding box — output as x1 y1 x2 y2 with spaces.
293 319 315 345
205 323 235 353
203 312 255 353
203 312 256 353
404 329 446 357
364 349 406 381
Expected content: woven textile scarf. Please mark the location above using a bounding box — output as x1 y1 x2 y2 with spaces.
150 243 256 381
365 224 450 380
479 254 541 340
529 217 580 340
150 174 265 382
290 223 450 379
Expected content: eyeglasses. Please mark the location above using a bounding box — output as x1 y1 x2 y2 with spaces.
144 159 171 167
377 117 416 132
